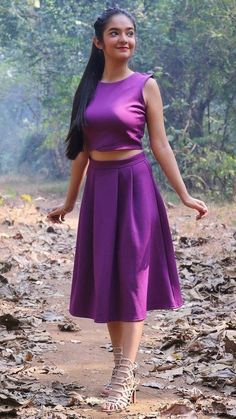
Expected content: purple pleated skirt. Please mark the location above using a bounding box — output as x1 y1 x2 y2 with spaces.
69 151 184 323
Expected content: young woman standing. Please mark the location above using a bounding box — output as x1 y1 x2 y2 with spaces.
47 7 208 413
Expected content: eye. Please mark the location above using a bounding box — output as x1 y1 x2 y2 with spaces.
127 30 134 37
110 31 118 36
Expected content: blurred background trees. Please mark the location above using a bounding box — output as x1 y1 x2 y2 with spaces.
0 0 235 199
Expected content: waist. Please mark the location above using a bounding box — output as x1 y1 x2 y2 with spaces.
89 149 143 161
88 150 147 169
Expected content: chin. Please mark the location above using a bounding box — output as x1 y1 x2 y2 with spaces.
116 50 134 58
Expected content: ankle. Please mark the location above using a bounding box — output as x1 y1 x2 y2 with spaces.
113 346 123 353
112 346 123 365
122 353 136 364
117 356 137 378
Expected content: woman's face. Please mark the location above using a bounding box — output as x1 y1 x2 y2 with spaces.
95 14 136 61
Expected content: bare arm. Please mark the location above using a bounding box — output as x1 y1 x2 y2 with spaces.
64 147 89 211
143 78 208 219
47 146 89 223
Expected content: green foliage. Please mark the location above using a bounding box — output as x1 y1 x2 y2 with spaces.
180 141 236 200
0 0 236 199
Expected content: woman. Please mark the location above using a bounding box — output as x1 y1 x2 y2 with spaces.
47 6 208 413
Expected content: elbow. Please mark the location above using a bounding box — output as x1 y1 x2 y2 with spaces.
150 138 172 156
75 149 89 166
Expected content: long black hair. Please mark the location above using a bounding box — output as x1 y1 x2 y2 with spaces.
65 7 136 160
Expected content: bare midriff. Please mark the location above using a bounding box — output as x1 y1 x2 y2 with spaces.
89 149 143 161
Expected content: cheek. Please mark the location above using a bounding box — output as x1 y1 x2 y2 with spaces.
130 39 136 49
130 35 136 45
107 38 118 48
103 35 115 46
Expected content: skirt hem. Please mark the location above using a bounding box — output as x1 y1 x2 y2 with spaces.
69 302 185 323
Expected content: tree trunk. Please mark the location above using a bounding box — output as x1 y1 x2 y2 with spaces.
189 100 206 137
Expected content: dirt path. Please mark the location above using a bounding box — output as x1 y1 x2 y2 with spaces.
0 191 235 418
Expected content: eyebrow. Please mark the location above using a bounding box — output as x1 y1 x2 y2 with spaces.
107 27 134 32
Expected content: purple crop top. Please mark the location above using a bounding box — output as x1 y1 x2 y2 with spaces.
83 71 154 151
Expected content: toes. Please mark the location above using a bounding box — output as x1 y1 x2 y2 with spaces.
102 402 115 411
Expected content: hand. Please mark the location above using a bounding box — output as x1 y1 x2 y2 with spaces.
181 195 208 220
46 204 73 224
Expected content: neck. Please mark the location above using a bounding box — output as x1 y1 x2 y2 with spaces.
102 61 132 81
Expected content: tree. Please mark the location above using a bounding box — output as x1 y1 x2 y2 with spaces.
0 0 235 198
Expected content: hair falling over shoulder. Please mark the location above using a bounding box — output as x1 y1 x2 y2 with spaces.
65 44 104 160
65 6 136 160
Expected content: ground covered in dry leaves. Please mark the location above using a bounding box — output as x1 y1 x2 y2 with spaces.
0 188 235 419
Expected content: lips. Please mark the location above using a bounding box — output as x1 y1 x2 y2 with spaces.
118 47 129 50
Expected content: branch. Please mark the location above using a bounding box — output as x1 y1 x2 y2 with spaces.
182 174 209 190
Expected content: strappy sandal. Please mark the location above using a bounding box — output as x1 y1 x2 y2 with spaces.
100 346 123 397
101 356 140 412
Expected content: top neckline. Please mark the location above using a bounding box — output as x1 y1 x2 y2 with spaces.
98 71 137 85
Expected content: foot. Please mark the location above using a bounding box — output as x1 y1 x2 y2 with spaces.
100 346 123 397
101 356 139 412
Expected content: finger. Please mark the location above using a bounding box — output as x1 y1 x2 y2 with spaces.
196 204 208 215
200 204 208 212
49 218 58 224
48 218 57 224
196 209 208 220
47 212 57 219
48 215 60 223
199 201 208 211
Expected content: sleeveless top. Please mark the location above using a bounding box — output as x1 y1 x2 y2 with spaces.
83 71 154 151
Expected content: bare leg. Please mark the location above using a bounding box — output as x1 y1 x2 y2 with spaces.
107 320 144 360
122 320 144 362
107 321 123 348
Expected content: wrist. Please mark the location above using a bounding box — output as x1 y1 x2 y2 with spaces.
64 201 75 212
179 191 190 204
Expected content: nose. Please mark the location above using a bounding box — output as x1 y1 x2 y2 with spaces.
119 32 128 44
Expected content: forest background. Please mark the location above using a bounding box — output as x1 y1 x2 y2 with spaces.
0 0 235 200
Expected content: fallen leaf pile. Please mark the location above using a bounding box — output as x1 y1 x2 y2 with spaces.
139 216 236 418
0 200 90 417
0 197 235 418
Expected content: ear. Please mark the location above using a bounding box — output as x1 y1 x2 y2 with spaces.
93 36 103 51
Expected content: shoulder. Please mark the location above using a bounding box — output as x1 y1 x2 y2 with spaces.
136 71 161 94
140 73 162 106
135 71 155 82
